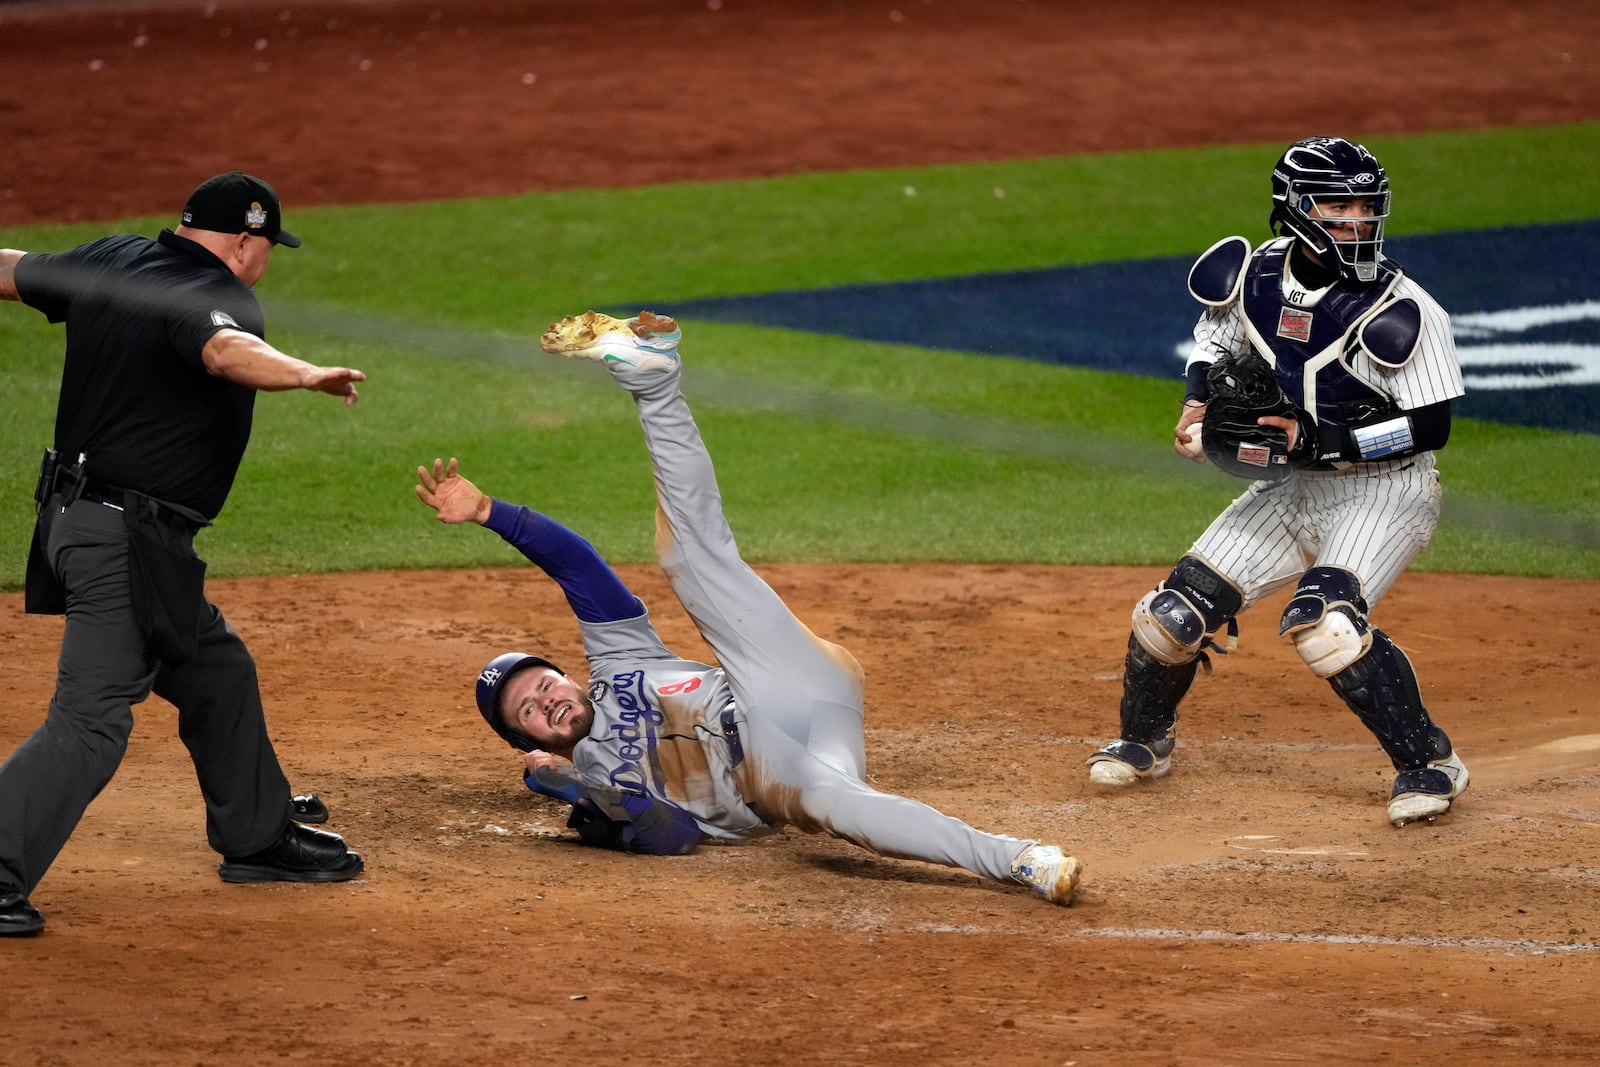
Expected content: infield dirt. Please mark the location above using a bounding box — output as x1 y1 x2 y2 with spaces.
2 2 1598 1064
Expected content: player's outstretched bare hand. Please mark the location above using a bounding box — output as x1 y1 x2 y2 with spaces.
415 457 491 524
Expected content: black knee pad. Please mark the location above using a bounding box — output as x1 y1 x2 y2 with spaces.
1119 558 1240 743
1131 555 1244 667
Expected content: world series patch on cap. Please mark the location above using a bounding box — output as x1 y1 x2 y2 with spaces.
181 171 302 248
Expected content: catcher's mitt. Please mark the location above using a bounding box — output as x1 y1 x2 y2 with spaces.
1200 350 1313 480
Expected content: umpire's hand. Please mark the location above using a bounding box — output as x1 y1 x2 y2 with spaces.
302 365 364 406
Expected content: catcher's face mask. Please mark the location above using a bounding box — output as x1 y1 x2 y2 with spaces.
1269 136 1390 284
1302 193 1388 279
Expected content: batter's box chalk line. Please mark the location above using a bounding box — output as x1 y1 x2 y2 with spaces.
1076 927 1599 956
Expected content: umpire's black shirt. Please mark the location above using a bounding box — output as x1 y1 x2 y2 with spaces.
16 229 265 520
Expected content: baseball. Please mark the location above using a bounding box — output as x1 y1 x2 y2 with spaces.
1177 423 1206 461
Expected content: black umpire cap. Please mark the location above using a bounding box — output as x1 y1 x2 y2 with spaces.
180 171 302 247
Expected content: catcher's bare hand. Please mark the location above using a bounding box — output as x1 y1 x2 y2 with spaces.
1257 414 1300 451
415 457 492 524
1174 400 1207 463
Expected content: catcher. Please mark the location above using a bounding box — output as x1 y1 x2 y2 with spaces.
414 310 1081 906
1086 136 1469 826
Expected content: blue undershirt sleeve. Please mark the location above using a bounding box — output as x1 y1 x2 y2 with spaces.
482 498 643 624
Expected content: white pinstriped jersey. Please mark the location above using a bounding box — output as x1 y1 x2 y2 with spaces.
1184 238 1464 610
1186 238 1464 413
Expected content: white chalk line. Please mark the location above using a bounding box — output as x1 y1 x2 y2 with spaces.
1072 926 1599 956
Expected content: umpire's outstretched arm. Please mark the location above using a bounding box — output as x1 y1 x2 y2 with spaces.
202 328 364 405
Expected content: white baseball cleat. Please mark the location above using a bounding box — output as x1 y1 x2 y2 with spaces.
1011 844 1083 906
1387 751 1469 826
1086 738 1173 787
539 310 681 373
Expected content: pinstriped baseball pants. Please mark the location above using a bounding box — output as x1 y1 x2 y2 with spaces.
1191 454 1442 609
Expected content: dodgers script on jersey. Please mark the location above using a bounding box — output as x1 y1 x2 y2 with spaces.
572 609 771 841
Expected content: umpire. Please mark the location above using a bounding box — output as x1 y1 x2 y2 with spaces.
0 172 365 938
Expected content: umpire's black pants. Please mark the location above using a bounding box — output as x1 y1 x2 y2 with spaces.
0 494 292 897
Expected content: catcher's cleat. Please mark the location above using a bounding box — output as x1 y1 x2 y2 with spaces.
1387 750 1469 826
1086 737 1174 786
539 310 681 373
1011 844 1083 906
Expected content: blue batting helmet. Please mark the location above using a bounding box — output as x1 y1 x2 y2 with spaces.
475 652 564 752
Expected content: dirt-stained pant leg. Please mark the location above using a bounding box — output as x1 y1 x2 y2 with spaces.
625 368 867 778
620 368 1030 882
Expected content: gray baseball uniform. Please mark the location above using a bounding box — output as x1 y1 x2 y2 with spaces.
492 360 1035 882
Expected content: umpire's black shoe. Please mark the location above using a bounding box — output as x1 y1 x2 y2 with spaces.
217 823 364 884
0 892 45 937
292 793 330 824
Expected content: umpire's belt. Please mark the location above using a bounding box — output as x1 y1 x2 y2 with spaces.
81 481 127 511
720 708 746 768
84 481 209 535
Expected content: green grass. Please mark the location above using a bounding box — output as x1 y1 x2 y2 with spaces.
3 123 1597 586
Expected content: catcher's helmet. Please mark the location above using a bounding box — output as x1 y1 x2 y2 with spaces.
475 651 564 752
1269 136 1389 284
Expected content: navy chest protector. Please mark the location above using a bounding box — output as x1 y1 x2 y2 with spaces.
1238 241 1402 428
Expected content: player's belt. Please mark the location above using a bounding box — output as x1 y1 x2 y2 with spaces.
720 708 745 767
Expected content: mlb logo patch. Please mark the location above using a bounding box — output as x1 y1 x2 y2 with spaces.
1277 308 1313 342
